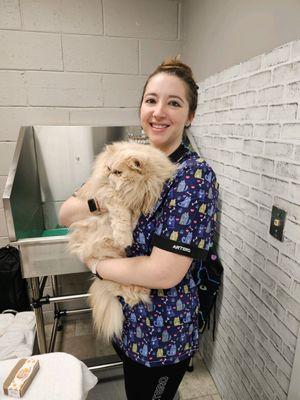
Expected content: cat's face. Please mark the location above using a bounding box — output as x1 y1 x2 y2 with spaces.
93 142 176 213
105 151 144 192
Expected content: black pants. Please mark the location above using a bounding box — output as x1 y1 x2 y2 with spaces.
113 343 191 400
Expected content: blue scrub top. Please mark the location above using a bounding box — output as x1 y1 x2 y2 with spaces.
114 143 219 367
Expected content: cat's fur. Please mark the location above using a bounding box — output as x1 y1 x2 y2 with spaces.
68 141 176 342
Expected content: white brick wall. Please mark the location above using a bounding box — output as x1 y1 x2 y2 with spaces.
0 0 181 244
194 40 300 400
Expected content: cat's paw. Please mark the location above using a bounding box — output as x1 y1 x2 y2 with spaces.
113 234 132 250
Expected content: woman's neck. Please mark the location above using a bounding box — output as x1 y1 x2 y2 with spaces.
151 139 183 156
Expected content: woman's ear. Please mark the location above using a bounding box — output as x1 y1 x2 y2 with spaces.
186 112 195 128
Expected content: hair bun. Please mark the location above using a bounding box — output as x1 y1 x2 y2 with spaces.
140 56 199 115
159 56 196 82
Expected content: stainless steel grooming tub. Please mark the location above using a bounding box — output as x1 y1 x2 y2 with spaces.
2 125 140 369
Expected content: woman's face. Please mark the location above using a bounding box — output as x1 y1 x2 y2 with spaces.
140 73 194 154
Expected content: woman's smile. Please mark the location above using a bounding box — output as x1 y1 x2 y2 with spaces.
149 122 170 131
140 73 193 155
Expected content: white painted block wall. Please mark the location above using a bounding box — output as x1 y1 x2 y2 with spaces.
194 41 300 400
0 0 181 246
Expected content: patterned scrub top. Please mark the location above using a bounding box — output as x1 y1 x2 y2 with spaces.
114 143 219 367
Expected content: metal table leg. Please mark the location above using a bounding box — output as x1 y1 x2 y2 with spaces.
30 277 47 354
48 276 60 352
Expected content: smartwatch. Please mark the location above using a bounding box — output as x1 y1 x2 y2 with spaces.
87 198 99 213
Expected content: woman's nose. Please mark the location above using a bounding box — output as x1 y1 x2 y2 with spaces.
153 102 166 118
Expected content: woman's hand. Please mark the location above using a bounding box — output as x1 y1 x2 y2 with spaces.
59 196 91 227
84 257 99 273
84 257 105 280
78 255 95 271
59 195 107 227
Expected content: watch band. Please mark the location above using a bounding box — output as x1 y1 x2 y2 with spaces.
90 260 103 280
95 270 103 280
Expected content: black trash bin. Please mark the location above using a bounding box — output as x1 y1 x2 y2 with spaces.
0 245 30 313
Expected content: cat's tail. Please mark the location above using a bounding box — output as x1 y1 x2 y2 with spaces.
88 279 124 342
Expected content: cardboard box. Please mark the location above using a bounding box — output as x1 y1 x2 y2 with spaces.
3 357 39 398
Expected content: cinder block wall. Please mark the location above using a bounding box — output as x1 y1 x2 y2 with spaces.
194 41 300 400
0 0 182 246
0 0 181 323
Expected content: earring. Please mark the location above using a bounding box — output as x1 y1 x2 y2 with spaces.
185 123 191 128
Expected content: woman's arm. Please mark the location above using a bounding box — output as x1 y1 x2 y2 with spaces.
87 246 192 290
59 196 92 227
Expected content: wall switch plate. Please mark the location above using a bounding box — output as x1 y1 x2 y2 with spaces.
269 206 286 241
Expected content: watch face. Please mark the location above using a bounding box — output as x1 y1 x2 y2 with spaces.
88 198 97 212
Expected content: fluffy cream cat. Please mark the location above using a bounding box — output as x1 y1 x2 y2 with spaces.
68 141 176 342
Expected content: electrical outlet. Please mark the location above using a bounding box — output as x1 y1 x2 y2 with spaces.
269 206 286 242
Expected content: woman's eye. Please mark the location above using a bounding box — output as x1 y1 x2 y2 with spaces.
112 170 122 176
145 98 156 104
169 100 181 107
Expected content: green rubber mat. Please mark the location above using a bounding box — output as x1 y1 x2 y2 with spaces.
17 229 43 240
41 228 69 237
17 227 68 240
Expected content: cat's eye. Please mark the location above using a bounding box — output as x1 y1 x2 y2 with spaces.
112 170 122 176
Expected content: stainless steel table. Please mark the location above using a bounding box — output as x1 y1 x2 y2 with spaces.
16 235 87 354
2 125 138 370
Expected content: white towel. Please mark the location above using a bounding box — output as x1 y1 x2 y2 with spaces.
0 331 25 347
12 312 36 331
0 314 14 337
0 352 98 400
0 342 32 361
0 312 36 361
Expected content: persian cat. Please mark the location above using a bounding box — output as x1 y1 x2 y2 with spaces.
68 141 176 342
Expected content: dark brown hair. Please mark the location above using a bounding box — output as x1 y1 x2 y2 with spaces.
140 57 199 117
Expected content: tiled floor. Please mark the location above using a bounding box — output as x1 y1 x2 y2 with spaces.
45 317 221 400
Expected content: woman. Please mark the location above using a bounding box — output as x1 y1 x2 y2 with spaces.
60 59 219 400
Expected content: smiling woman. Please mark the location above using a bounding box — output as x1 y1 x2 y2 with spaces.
140 74 192 154
139 58 199 155
59 58 218 400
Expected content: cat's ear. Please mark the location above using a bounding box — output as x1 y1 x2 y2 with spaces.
104 142 118 155
126 157 143 172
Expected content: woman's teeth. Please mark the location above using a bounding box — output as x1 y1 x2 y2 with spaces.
151 123 169 128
